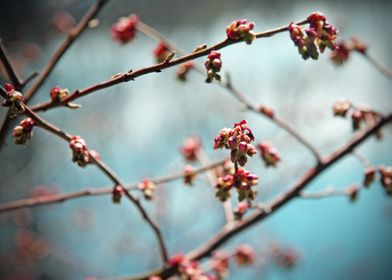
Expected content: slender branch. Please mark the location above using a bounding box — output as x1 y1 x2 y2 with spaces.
352 150 371 167
299 185 360 200
135 20 322 164
196 149 235 226
0 0 110 150
224 74 322 163
137 113 392 279
24 0 110 102
0 39 23 87
362 52 392 80
29 19 309 112
0 85 168 264
0 159 227 213
123 19 321 162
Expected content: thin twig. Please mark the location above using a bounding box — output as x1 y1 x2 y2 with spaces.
135 20 321 162
299 185 360 200
0 85 168 264
352 150 371 167
0 159 227 213
224 74 322 163
0 0 110 150
29 19 309 112
0 39 23 87
132 112 392 279
196 149 235 226
362 52 392 80
24 0 110 102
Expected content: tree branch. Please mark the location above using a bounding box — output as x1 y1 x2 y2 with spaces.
0 85 168 264
29 19 309 112
0 159 226 213
0 0 110 150
135 20 321 163
299 185 360 200
144 113 392 279
362 52 392 80
0 39 23 88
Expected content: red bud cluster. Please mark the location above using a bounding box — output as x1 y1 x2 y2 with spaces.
214 120 256 167
234 201 249 220
2 83 25 117
154 42 171 63
258 141 281 167
177 61 194 81
235 244 255 266
183 165 196 186
111 15 138 44
330 38 368 65
289 12 337 60
379 166 392 196
216 167 258 202
13 118 36 145
112 185 125 204
226 19 256 44
138 179 156 200
180 136 201 161
332 99 352 117
50 86 70 102
69 136 90 167
205 51 222 83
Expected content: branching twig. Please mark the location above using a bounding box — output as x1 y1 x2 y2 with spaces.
299 185 360 200
29 19 309 112
0 159 227 212
141 113 392 279
0 39 23 88
362 52 392 80
0 85 168 264
0 0 110 149
195 149 235 226
224 74 322 163
135 20 321 163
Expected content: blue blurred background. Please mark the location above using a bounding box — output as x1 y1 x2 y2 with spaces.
0 0 392 279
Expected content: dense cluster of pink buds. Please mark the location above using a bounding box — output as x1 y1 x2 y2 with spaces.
111 14 138 44
2 83 25 117
205 51 222 83
363 166 376 187
235 244 255 266
154 42 171 63
379 166 392 195
216 167 258 202
13 118 36 145
183 165 196 185
226 19 256 44
289 12 337 60
180 136 201 161
138 179 156 200
177 61 194 81
69 136 90 167
258 141 281 167
50 86 70 102
234 201 249 220
214 120 256 166
333 99 352 117
112 185 125 204
330 38 368 65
